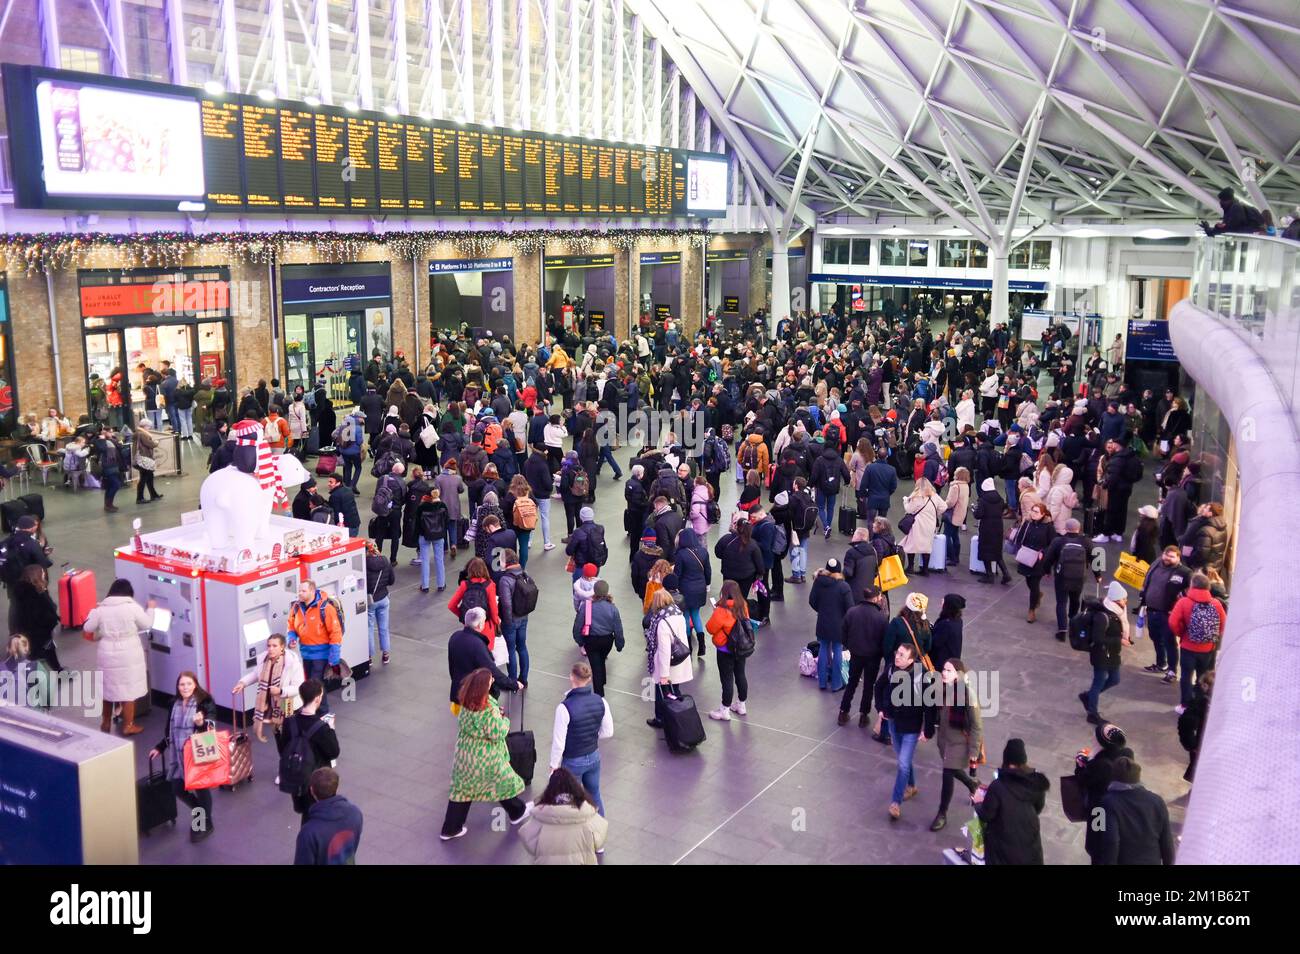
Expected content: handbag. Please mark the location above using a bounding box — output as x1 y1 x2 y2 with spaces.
182 722 233 791
1059 774 1089 823
902 617 935 673
1114 552 1149 589
1015 545 1042 568
136 455 157 471
492 632 509 667
897 504 921 536
875 553 908 592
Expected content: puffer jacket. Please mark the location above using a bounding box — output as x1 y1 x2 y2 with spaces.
519 801 608 865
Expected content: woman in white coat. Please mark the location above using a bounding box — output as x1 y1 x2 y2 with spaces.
83 578 154 735
232 632 305 742
955 390 977 436
899 477 948 576
1044 463 1079 534
644 588 694 733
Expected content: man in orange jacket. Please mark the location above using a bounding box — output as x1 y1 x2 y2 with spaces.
287 579 343 714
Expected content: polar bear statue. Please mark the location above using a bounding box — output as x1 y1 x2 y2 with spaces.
199 449 310 551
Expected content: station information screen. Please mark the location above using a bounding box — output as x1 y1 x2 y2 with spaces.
3 63 730 218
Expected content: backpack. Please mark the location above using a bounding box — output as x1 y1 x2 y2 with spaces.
1185 600 1221 646
570 469 590 499
720 423 734 443
771 524 789 558
705 498 721 525
457 579 490 622
371 482 395 517
0 536 25 586
1124 454 1144 484
820 462 841 495
1057 539 1088 588
309 506 335 525
728 616 756 658
933 466 948 489
582 525 609 567
511 571 540 617
334 419 357 449
420 505 448 540
278 717 327 793
999 450 1021 479
371 451 397 478
459 450 482 482
1068 601 1107 652
738 442 758 470
794 499 818 535
512 496 538 530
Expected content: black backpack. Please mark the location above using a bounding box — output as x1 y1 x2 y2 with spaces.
309 506 335 525
587 525 609 567
511 571 539 616
1068 601 1106 652
371 481 396 517
0 535 25 586
457 579 491 621
728 616 756 658
1056 539 1088 589
278 718 326 793
1124 454 1144 484
371 451 397 478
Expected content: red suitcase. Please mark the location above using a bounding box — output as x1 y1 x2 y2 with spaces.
60 569 97 629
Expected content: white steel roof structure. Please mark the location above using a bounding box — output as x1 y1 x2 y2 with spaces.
628 0 1300 233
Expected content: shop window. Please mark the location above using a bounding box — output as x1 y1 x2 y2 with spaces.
60 47 103 74
823 238 850 266
1009 243 1031 269
970 241 989 269
908 240 930 267
879 238 907 267
1030 240 1053 270
850 239 871 265
938 239 968 268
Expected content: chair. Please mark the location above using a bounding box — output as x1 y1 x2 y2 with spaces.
4 457 30 496
25 444 59 486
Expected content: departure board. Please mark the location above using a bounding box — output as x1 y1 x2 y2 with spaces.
376 119 405 211
561 141 581 214
580 142 598 214
542 138 563 214
405 122 432 212
199 97 243 208
241 102 281 208
480 129 504 213
456 128 481 213
4 64 731 217
345 117 377 211
431 126 457 212
502 133 525 213
279 108 316 209
313 112 347 210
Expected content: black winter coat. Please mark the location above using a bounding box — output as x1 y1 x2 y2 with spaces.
1095 784 1175 865
977 767 1050 865
714 532 764 585
974 489 1008 563
447 627 516 702
841 601 888 657
671 536 712 611
807 573 853 643
841 541 879 604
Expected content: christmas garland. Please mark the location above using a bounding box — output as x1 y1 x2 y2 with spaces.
0 227 714 274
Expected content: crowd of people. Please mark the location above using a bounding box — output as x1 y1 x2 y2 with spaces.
2 299 1230 866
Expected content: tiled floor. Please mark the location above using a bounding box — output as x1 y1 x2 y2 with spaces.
9 432 1193 865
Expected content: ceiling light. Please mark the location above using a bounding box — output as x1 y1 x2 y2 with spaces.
821 226 854 235
1067 227 1104 238
418 112 433 122
344 101 359 112
1135 228 1181 240
256 88 276 102
304 95 321 108
202 80 225 96
384 105 399 117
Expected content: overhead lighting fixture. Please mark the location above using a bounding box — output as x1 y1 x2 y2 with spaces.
304 95 321 108
344 101 359 112
1067 227 1104 238
328 22 346 36
821 226 854 235
256 88 276 102
202 80 225 96
1135 228 1181 240
384 105 399 117
418 112 433 122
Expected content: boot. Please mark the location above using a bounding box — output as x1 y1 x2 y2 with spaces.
100 700 112 733
859 711 870 728
837 710 849 726
1027 608 1036 623
121 700 143 736
930 813 947 832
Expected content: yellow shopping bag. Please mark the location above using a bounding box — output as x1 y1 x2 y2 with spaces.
876 554 909 593
1114 552 1149 590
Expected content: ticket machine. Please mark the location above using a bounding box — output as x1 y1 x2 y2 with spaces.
203 558 304 710
297 537 370 679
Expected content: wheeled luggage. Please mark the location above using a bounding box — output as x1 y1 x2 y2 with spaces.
137 753 177 835
225 691 255 790
60 569 97 629
504 692 537 785
659 689 706 751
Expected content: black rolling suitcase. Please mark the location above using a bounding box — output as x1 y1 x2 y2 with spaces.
504 692 536 784
138 753 177 835
659 688 705 752
19 493 43 520
0 498 28 533
838 506 857 536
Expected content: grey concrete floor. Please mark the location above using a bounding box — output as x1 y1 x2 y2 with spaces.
7 435 1194 865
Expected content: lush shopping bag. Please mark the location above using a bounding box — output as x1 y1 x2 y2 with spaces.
183 724 233 791
1114 552 1149 590
875 554 909 593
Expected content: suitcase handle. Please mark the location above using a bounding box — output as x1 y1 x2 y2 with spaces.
146 749 165 783
232 689 250 734
505 685 524 732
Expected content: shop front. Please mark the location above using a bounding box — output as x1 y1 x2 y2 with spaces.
706 248 749 324
78 268 234 428
638 251 682 327
808 273 1049 326
280 263 393 405
544 254 615 337
0 279 16 440
428 257 515 341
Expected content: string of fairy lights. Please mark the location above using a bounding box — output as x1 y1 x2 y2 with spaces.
0 227 716 274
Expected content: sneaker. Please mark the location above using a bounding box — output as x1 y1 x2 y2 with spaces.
410 558 422 565
382 651 391 665
823 525 832 540
509 801 534 825
730 701 746 716
543 542 556 551
437 584 446 592
1091 534 1110 544
1142 664 1164 674
1110 535 1123 543
440 827 469 841
708 706 731 721
1174 704 1187 715
420 587 429 593
1163 670 1176 684
859 712 870 728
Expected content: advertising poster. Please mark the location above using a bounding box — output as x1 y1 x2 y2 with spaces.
365 307 392 359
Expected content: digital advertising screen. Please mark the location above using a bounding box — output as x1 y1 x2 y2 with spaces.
685 154 729 214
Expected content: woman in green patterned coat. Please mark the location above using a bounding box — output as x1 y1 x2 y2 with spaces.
440 668 533 841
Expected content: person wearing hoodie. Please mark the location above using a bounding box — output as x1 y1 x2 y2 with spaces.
1179 502 1229 572
1138 546 1192 684
810 437 851 540
808 559 853 692
928 593 966 672
705 580 755 722
672 527 712 655
875 641 939 821
294 768 363 865
930 657 984 833
838 585 888 727
688 476 713 536
519 766 608 865
1095 757 1176 865
1169 573 1226 711
1043 463 1078 534
842 527 880 605
714 516 765 601
973 738 1050 865
973 479 1012 585
861 447 900 525
572 581 624 697
1080 581 1130 725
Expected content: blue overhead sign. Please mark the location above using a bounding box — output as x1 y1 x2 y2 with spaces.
282 272 391 305
1126 319 1177 362
640 252 682 265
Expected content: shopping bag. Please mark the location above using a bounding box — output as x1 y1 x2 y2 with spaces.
1114 552 1149 590
183 724 232 790
875 554 909 593
1060 775 1088 823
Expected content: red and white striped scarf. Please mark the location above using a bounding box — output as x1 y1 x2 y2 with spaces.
230 420 287 507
